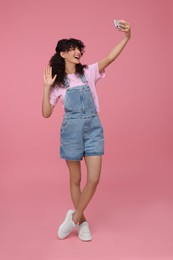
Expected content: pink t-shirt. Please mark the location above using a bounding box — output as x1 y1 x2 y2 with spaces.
49 62 105 112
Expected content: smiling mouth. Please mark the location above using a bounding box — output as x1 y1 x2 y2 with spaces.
74 55 80 60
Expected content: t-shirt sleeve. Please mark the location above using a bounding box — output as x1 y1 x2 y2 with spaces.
85 62 105 84
49 87 59 106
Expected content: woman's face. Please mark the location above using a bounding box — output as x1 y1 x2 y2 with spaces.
61 47 82 65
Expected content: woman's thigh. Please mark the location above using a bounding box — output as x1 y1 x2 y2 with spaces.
66 160 82 184
84 156 102 184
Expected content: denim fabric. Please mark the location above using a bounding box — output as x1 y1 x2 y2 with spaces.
60 76 104 160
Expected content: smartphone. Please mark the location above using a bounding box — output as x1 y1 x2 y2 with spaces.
114 19 120 29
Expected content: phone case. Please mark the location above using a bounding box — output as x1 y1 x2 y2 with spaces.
114 19 120 29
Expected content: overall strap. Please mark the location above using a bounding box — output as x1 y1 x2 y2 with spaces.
80 74 88 84
64 78 69 88
64 73 88 88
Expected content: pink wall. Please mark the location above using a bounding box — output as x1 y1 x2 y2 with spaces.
0 0 173 259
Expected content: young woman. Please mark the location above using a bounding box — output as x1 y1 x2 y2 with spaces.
42 20 131 241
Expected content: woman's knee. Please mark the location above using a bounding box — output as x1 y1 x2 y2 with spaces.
70 175 81 186
87 175 100 186
66 160 81 186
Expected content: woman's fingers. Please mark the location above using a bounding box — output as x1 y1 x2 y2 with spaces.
43 65 57 86
47 65 50 76
118 20 131 34
53 74 57 81
44 65 52 77
117 19 131 39
43 67 47 80
45 66 48 77
48 65 51 75
119 20 130 30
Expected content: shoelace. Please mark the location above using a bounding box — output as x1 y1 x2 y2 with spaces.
79 223 90 234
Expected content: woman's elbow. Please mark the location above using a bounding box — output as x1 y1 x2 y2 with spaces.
42 114 50 118
42 105 54 118
42 110 52 118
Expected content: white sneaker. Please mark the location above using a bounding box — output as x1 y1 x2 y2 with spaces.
78 221 92 241
58 209 77 239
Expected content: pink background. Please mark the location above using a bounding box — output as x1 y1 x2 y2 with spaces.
0 0 173 259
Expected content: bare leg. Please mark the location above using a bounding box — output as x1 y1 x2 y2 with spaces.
66 160 86 224
72 156 102 224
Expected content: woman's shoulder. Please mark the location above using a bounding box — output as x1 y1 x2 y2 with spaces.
84 62 99 75
84 62 105 81
84 62 98 70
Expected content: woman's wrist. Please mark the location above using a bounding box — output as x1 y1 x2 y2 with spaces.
44 83 52 89
124 33 131 41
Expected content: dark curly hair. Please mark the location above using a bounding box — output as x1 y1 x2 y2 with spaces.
49 38 87 88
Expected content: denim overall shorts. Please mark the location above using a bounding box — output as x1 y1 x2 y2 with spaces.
60 74 104 161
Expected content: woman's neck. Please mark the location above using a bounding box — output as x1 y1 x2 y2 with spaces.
65 63 76 74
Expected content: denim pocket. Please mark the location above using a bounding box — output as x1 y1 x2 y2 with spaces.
64 90 82 112
60 118 68 133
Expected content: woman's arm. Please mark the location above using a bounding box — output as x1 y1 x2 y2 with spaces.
42 65 57 118
98 20 131 72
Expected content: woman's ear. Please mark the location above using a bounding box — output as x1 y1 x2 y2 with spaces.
60 51 66 58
